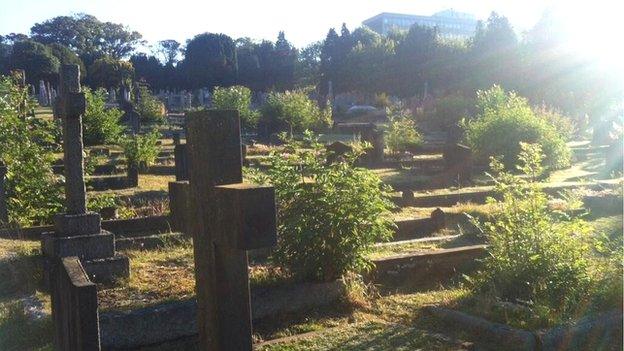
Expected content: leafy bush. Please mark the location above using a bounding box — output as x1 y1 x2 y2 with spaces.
83 88 124 145
121 130 161 171
136 85 166 123
261 89 331 135
212 85 258 128
533 105 576 141
385 106 422 153
463 85 570 170
87 193 117 212
0 75 62 226
473 143 591 312
249 132 394 282
428 93 474 129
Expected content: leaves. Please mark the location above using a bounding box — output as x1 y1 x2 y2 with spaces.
248 132 394 282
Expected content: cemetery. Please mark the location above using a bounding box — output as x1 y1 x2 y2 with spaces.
0 5 622 351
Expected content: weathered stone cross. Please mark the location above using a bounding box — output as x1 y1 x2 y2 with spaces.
52 64 102 236
187 110 277 350
57 64 88 215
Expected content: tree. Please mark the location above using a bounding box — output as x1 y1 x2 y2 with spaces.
272 31 297 91
47 43 86 78
181 33 237 89
30 14 143 60
393 24 438 97
295 41 322 88
261 89 331 135
87 56 134 89
131 53 164 89
211 85 258 128
469 12 519 90
7 40 59 85
155 39 180 65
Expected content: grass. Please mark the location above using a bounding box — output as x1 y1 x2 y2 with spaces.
257 288 469 349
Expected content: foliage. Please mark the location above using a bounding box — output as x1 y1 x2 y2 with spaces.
427 94 474 129
87 193 118 212
0 75 62 226
121 130 161 170
463 85 570 170
248 132 394 282
155 39 180 65
7 40 59 85
136 85 165 123
211 85 258 128
180 33 237 89
83 87 124 145
385 106 422 153
30 13 143 59
46 43 85 78
87 56 134 89
261 89 331 135
472 143 592 313
533 105 576 141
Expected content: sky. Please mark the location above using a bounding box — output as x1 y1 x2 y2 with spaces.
0 0 568 48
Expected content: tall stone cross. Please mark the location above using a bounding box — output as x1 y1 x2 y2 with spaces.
57 65 87 215
187 110 277 350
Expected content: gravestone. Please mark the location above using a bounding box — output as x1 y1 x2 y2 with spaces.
173 131 181 145
39 80 49 106
431 208 446 231
402 189 415 205
187 110 277 350
174 144 189 181
0 162 7 223
443 143 473 184
127 164 139 188
41 65 129 285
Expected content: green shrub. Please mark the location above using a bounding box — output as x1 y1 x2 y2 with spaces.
136 85 165 123
83 88 124 145
464 85 570 170
429 93 474 129
385 106 422 153
473 143 592 312
87 193 118 212
0 75 63 226
121 130 160 171
249 132 394 282
261 89 331 135
212 86 258 128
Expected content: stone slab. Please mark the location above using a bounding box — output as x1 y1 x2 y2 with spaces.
82 255 130 284
54 212 101 237
42 230 115 260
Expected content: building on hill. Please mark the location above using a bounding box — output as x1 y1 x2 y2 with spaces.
362 9 478 39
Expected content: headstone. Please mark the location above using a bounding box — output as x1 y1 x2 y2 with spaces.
431 208 446 231
402 189 415 205
39 80 49 106
443 143 473 183
41 65 129 285
168 181 190 233
335 123 384 166
127 164 139 188
187 110 277 350
173 131 181 145
0 162 7 223
174 144 189 181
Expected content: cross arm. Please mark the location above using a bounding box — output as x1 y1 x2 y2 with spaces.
214 183 277 250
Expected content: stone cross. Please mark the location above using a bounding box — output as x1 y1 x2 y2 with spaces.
57 65 88 215
187 110 277 351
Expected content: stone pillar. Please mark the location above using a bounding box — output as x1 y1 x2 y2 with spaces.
443 143 473 184
174 144 188 181
0 162 7 223
168 181 190 233
187 110 277 350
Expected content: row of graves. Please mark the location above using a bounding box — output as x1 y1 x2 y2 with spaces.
1 65 622 349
